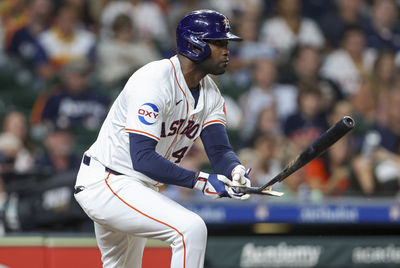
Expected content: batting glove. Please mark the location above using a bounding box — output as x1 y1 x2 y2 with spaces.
194 172 232 199
231 164 251 200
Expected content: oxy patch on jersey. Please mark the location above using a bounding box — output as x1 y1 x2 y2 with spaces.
138 103 159 125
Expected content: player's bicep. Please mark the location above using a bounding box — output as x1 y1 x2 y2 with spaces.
129 133 157 166
203 93 226 129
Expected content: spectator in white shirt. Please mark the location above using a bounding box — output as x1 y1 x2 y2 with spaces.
97 14 160 88
100 0 169 49
239 58 297 142
321 25 375 96
259 0 325 61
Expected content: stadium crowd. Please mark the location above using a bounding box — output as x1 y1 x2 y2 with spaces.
0 0 400 231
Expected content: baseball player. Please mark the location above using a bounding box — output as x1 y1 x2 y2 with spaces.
74 10 251 268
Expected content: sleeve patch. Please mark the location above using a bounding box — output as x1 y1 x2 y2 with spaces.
138 102 159 125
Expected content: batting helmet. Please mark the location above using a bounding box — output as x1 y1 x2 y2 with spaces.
176 10 242 61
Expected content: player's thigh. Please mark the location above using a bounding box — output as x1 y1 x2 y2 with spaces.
102 176 206 242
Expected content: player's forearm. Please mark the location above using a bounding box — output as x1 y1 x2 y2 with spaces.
200 124 241 178
209 149 240 178
129 133 197 188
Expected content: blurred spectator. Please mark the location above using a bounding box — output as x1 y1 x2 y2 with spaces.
363 0 400 52
372 90 400 195
166 0 202 36
232 14 275 71
33 128 80 174
7 0 53 68
239 58 297 142
344 80 377 194
237 147 262 185
97 13 160 88
349 80 378 142
281 45 344 112
321 25 375 96
206 0 265 19
251 133 283 186
30 59 109 135
370 50 397 124
280 100 355 198
0 127 21 229
283 85 329 197
301 0 335 22
0 17 4 54
319 0 370 49
241 104 282 150
57 0 96 30
217 13 277 101
100 0 170 54
0 0 30 48
0 132 23 175
284 85 329 148
259 0 325 61
233 14 275 66
273 137 309 202
353 89 400 196
238 133 285 199
251 106 282 139
222 92 243 133
85 0 110 27
323 100 356 196
0 111 34 174
214 14 268 132
35 6 96 80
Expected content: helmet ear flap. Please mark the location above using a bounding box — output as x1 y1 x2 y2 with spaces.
181 33 211 61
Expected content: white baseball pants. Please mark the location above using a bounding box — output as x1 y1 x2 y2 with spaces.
74 157 207 268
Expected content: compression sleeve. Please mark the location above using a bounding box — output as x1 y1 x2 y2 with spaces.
129 133 197 188
200 124 241 179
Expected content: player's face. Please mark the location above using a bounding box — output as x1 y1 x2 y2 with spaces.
200 40 230 75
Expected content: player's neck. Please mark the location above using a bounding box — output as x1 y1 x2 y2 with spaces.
178 54 205 89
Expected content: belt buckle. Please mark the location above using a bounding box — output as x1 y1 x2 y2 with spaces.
83 155 91 166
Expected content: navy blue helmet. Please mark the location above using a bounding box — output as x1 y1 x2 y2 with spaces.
176 10 242 61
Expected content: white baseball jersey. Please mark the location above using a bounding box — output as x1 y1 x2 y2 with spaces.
87 55 226 186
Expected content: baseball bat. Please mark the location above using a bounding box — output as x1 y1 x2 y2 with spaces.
233 116 355 195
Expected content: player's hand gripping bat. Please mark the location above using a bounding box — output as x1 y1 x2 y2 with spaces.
232 116 355 196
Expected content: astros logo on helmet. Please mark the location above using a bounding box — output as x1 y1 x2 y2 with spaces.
222 18 230 31
138 103 159 125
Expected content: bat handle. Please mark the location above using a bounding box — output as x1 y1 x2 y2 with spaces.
232 186 261 194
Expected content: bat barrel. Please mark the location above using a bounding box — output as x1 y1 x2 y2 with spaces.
316 116 355 151
271 116 355 185
251 116 355 194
